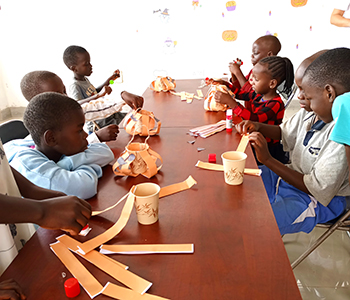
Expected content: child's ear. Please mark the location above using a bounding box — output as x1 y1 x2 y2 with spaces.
270 79 278 89
69 65 76 72
325 84 336 103
43 129 57 147
267 51 273 57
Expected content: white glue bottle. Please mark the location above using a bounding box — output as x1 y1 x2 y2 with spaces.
226 108 233 132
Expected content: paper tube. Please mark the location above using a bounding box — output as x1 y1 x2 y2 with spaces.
57 234 152 295
50 241 103 299
100 244 194 255
195 161 261 176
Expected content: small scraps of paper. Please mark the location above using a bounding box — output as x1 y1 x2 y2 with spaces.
197 147 205 152
188 140 196 144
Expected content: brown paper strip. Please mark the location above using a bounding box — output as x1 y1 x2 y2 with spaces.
102 282 170 300
100 243 194 255
93 176 197 216
77 187 136 255
195 161 261 176
236 134 249 152
159 175 197 198
57 234 152 294
50 241 103 299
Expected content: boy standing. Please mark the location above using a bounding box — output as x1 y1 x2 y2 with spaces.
235 48 350 235
4 92 114 200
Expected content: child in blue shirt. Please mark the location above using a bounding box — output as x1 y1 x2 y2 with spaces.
4 92 114 199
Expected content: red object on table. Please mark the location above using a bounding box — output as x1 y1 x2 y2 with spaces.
64 278 80 298
208 153 216 163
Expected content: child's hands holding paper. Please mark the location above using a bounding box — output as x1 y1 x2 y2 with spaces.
248 132 271 164
235 120 260 134
214 90 237 108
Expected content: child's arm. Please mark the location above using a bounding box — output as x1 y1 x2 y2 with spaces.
235 120 282 141
77 86 112 105
95 70 120 93
249 132 310 194
121 91 144 110
229 62 247 87
0 279 26 300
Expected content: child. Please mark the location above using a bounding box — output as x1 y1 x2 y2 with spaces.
216 56 294 164
20 70 144 143
0 139 91 295
4 92 114 200
63 45 133 132
229 35 281 93
235 47 350 235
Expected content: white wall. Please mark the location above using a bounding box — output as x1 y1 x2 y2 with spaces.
0 0 347 111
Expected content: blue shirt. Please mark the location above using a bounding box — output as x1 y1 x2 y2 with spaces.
330 92 350 146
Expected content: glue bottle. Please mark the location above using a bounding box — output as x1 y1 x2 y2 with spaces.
226 108 233 132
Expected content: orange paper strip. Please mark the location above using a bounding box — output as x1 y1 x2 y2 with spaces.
92 192 129 216
236 134 249 152
77 187 136 255
102 282 170 300
50 241 103 298
195 161 261 176
100 243 194 254
159 175 197 198
57 234 152 294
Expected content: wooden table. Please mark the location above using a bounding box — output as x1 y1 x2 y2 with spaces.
0 79 302 300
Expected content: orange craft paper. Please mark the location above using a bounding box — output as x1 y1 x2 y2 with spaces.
102 282 170 300
100 243 194 255
195 161 261 176
57 235 152 294
236 134 249 152
50 241 103 299
77 187 136 255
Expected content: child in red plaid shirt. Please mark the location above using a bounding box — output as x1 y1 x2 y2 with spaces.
215 56 294 164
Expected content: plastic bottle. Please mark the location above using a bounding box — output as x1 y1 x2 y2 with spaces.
226 108 233 132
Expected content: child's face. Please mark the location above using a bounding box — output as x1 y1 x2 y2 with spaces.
301 78 333 123
73 52 93 77
294 68 312 112
251 40 271 66
53 109 89 156
40 75 66 95
251 63 273 95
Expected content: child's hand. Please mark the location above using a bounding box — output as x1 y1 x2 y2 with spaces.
97 86 112 98
235 120 260 134
0 279 26 300
121 91 144 110
95 124 119 142
214 91 237 108
39 196 92 236
248 132 272 164
229 62 241 75
109 70 120 82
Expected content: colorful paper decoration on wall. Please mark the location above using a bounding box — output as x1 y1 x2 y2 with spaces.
192 1 199 8
291 0 308 7
222 30 237 42
226 1 236 11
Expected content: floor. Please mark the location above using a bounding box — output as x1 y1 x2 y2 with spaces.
283 99 350 300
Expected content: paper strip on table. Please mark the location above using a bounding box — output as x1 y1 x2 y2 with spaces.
236 134 249 152
195 161 261 176
100 243 194 255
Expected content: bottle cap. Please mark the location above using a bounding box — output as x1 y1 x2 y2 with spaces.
64 278 80 298
208 153 217 163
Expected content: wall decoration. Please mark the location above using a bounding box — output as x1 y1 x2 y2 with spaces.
192 1 199 8
222 30 237 42
226 1 236 11
291 0 308 7
153 8 170 23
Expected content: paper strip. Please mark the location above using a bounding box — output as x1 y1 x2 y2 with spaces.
77 187 136 255
159 175 197 198
100 244 194 255
197 89 203 98
236 134 249 152
195 161 261 176
50 241 103 299
57 235 152 295
102 282 170 300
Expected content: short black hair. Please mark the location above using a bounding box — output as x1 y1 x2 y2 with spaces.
20 71 58 101
24 92 82 146
256 35 281 55
63 45 88 68
303 47 350 91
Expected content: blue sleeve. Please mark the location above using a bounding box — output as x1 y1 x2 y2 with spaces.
330 92 350 146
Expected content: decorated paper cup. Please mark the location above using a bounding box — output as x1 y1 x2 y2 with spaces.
221 151 247 185
132 183 160 225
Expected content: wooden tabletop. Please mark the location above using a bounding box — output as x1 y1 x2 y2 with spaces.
0 79 301 300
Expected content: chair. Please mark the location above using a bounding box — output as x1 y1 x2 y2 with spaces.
0 119 29 144
277 83 298 109
291 197 350 269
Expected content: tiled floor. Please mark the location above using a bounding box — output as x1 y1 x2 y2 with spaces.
284 99 350 300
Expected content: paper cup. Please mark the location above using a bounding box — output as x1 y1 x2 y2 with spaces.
132 183 160 225
221 151 247 185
